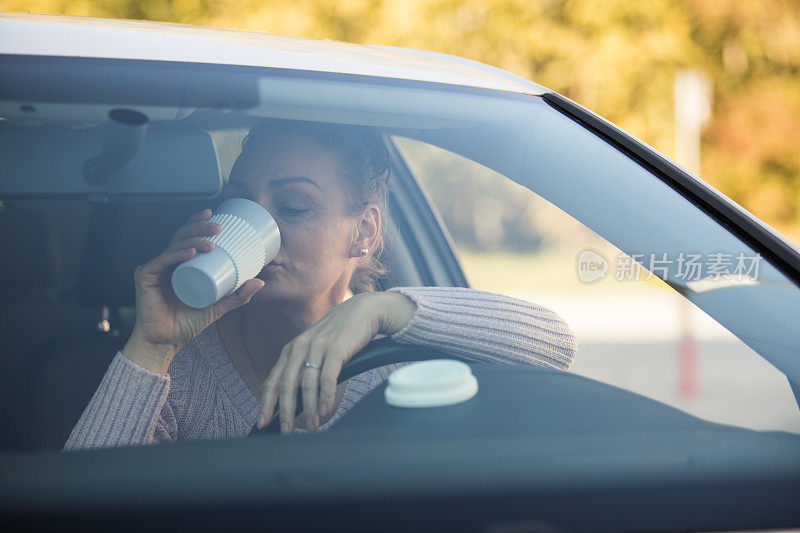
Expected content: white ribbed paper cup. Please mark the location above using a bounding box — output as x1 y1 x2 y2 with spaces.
171 198 281 309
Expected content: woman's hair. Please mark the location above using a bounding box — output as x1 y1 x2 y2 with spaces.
240 119 391 293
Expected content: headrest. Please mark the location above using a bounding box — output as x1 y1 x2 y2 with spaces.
77 198 220 308
0 201 91 299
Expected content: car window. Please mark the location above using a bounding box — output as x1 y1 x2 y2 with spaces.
393 135 800 434
2 56 800 456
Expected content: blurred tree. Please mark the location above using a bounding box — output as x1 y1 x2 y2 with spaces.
2 0 798 245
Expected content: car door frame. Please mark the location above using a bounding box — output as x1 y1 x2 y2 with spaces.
382 138 469 289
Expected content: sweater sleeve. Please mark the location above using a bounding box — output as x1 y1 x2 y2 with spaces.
386 286 577 371
63 352 175 451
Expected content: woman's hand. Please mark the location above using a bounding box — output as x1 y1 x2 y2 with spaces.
122 209 265 375
257 291 416 433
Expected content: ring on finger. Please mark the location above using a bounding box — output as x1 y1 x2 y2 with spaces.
304 361 321 370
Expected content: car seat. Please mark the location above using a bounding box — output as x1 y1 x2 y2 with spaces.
19 199 216 451
0 201 100 451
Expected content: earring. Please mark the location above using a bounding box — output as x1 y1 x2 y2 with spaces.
359 248 369 256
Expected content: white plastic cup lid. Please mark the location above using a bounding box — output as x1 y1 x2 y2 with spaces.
385 359 478 408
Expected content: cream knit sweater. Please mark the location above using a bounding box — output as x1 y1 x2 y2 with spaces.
65 286 576 450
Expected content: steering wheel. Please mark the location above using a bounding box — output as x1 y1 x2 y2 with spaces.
250 338 455 435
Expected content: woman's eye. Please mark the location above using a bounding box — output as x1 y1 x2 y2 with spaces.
276 204 311 217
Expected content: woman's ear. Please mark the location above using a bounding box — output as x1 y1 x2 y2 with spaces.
350 205 381 258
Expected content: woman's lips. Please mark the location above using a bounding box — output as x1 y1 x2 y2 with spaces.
257 261 282 279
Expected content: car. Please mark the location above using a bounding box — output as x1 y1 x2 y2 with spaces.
1 11 799 532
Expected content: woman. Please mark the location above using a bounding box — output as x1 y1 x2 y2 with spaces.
65 120 576 449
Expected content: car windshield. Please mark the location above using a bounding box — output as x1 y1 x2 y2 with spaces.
2 56 800 456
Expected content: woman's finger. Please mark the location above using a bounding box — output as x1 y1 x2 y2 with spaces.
166 237 215 254
136 247 197 285
211 279 265 322
278 338 313 434
170 220 221 245
186 209 212 225
319 350 345 417
300 340 327 431
258 349 288 428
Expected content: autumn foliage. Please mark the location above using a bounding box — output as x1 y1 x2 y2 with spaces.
4 0 798 244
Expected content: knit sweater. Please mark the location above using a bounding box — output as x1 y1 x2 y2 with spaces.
65 286 577 450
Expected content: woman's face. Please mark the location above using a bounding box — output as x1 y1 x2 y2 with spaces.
225 133 369 305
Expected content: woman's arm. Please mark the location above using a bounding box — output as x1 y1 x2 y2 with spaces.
66 209 263 450
326 287 577 429
258 286 577 434
387 286 577 371
64 352 178 450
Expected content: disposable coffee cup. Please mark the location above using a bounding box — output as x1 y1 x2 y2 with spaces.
171 198 281 309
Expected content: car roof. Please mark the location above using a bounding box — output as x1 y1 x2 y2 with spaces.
0 12 547 95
